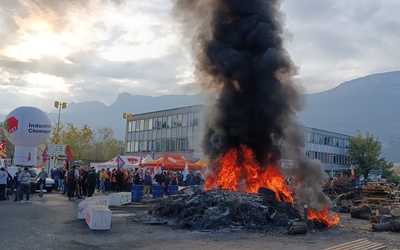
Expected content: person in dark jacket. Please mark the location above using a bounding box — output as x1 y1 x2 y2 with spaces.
116 169 124 193
86 168 97 197
134 169 143 185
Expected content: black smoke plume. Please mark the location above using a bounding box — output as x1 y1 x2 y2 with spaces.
174 0 303 165
174 0 331 207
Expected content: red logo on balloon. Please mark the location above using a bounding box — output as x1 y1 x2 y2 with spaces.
5 116 18 134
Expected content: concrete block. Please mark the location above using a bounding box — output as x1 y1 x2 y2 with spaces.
78 199 97 219
85 196 109 207
108 192 132 206
86 205 112 230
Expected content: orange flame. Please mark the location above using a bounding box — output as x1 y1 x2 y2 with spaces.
308 204 340 227
205 145 293 204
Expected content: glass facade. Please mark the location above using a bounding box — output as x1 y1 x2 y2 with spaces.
125 105 205 157
302 126 352 171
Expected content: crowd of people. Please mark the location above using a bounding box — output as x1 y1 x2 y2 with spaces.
0 163 206 203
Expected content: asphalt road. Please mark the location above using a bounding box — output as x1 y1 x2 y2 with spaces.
2 191 400 250
0 191 154 250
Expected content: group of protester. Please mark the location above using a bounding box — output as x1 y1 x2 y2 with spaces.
0 162 206 203
96 167 205 197
0 166 39 203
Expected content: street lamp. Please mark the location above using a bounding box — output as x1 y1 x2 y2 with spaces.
54 101 67 144
123 113 133 155
54 101 67 168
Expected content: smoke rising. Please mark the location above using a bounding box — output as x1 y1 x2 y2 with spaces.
174 0 301 164
174 0 330 207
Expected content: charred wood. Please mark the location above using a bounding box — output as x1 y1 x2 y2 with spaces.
148 188 301 231
287 221 308 235
350 204 371 220
371 220 400 232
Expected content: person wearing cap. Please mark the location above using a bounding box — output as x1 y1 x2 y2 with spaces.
17 167 31 204
37 167 48 197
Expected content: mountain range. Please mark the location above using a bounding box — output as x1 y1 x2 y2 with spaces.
1 71 400 162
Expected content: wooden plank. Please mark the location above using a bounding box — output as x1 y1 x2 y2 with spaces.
351 242 386 250
323 239 386 250
323 239 368 250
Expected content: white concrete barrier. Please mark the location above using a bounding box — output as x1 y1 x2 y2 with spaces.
85 196 109 207
77 200 97 219
86 205 112 230
108 192 132 206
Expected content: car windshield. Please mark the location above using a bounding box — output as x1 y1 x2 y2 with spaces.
28 169 40 178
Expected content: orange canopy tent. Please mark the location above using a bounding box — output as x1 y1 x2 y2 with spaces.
195 157 209 167
141 154 202 171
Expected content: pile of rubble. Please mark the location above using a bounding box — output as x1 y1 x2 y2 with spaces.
323 177 359 212
148 187 301 231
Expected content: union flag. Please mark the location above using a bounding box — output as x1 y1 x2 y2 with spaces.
0 140 6 159
42 147 48 163
65 145 73 164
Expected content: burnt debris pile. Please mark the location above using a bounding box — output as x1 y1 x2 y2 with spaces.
148 188 301 231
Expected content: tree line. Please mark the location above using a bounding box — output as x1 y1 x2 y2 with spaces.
1 122 124 165
348 131 399 184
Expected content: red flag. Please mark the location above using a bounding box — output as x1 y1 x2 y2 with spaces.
65 145 73 163
139 155 143 166
0 140 6 159
42 147 47 163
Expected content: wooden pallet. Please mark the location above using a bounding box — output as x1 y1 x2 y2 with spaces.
323 238 386 250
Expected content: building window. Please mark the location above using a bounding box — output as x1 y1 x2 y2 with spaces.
156 117 162 129
188 113 194 126
161 138 166 151
167 116 172 128
162 116 167 128
171 138 176 152
193 112 199 126
156 139 161 151
166 138 171 151
133 121 136 132
180 138 188 151
182 113 188 127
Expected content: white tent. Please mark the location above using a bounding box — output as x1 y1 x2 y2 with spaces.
95 155 141 170
141 155 153 164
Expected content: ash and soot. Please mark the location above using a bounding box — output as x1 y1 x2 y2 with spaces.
151 0 340 231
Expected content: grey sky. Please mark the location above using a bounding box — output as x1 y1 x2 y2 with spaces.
0 0 399 114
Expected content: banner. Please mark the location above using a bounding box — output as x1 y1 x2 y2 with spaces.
65 145 73 164
42 147 47 163
0 140 6 159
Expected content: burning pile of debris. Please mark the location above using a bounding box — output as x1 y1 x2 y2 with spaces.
149 187 300 231
167 0 341 234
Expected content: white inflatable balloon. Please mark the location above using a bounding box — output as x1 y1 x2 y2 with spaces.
13 146 38 166
3 106 52 147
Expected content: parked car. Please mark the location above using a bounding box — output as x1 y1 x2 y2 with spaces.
28 168 55 193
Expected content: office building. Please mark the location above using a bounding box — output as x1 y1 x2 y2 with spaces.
125 105 351 172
